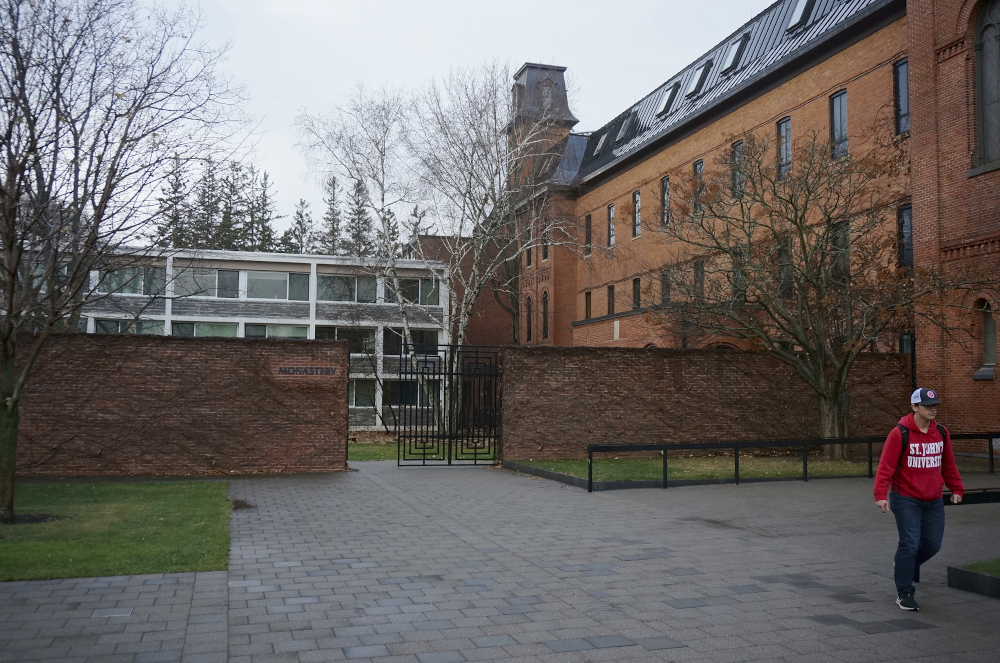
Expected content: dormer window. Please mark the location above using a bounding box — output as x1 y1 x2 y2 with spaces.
722 35 749 73
787 0 814 31
656 83 680 116
593 133 607 156
686 61 712 97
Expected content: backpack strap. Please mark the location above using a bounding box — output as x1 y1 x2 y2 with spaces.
893 423 909 493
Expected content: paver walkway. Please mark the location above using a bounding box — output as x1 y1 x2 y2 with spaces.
2 463 999 662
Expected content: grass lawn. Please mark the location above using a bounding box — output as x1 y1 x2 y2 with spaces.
963 558 1000 577
516 455 873 482
0 482 231 581
349 442 397 461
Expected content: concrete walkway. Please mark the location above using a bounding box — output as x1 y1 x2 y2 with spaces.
2 463 999 662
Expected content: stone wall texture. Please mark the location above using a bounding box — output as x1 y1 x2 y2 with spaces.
16 334 349 476
500 347 912 460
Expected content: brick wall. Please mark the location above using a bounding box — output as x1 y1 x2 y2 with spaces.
500 347 911 460
16 334 349 476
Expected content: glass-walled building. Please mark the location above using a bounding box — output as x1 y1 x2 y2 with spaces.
84 249 449 431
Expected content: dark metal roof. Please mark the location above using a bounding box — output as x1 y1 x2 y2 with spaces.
571 0 903 187
550 134 589 186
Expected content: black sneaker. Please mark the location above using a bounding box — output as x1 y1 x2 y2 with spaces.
896 592 919 611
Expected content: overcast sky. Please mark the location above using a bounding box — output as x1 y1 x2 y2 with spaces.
195 0 776 231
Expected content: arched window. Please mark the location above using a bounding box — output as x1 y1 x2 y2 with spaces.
975 300 997 380
542 292 549 339
978 0 1000 165
525 297 532 342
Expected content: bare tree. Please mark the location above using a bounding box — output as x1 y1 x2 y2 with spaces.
0 0 244 522
407 60 571 349
654 127 992 454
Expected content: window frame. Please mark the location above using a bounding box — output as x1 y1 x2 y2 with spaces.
525 297 532 342
777 117 792 178
607 204 616 247
830 90 849 159
541 291 549 339
897 204 913 272
976 2 1000 166
894 58 910 135
693 160 704 213
731 140 745 195
632 278 641 309
584 291 592 320
660 177 670 226
584 214 593 256
607 285 615 316
632 191 641 237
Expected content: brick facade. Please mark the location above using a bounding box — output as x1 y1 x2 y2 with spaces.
16 334 349 476
500 347 911 461
907 0 1000 434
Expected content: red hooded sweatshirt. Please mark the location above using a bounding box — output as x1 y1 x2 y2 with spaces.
873 413 965 502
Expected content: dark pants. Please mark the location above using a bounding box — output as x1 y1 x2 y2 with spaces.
889 491 945 595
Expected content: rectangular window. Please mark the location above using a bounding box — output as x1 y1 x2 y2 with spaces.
541 233 549 260
247 271 288 299
607 204 616 247
899 333 915 355
832 221 850 281
383 328 438 355
787 0 814 30
172 322 237 337
693 261 705 299
632 278 641 309
584 291 592 320
349 379 376 407
693 160 704 213
525 245 532 267
777 117 792 178
656 83 680 116
288 273 309 301
357 276 376 302
243 324 307 339
660 177 670 226
660 270 671 304
382 380 439 408
894 58 910 134
898 205 913 271
314 325 337 340
95 319 163 335
244 323 266 338
779 243 794 299
686 61 712 97
731 140 745 195
317 275 355 301
632 191 641 237
584 214 592 255
217 270 239 298
607 285 615 315
593 133 607 157
386 278 420 304
99 267 143 295
722 34 748 73
830 90 848 158
174 268 218 298
337 327 376 353
419 279 439 305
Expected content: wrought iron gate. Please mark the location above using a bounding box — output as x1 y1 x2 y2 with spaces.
396 345 500 465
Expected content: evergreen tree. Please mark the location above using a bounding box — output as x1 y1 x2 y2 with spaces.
278 199 316 254
188 159 221 248
215 162 248 250
154 155 189 247
243 169 278 252
343 179 374 256
315 175 343 255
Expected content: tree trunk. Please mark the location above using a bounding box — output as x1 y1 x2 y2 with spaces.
0 400 18 524
818 394 848 459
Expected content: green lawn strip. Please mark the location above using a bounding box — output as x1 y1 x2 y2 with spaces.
962 558 1000 577
349 443 397 461
515 456 873 482
0 482 230 581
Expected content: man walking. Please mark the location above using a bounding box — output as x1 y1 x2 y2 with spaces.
874 388 964 611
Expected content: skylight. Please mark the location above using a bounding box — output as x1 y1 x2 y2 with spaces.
722 34 749 73
686 60 713 98
656 83 680 116
787 0 814 30
616 115 632 142
593 133 607 156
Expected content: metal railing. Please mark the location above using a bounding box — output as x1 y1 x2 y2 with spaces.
586 432 997 493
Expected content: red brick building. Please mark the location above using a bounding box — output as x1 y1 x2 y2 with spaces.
518 0 999 435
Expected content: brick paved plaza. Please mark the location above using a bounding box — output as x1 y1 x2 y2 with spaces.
2 463 999 662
